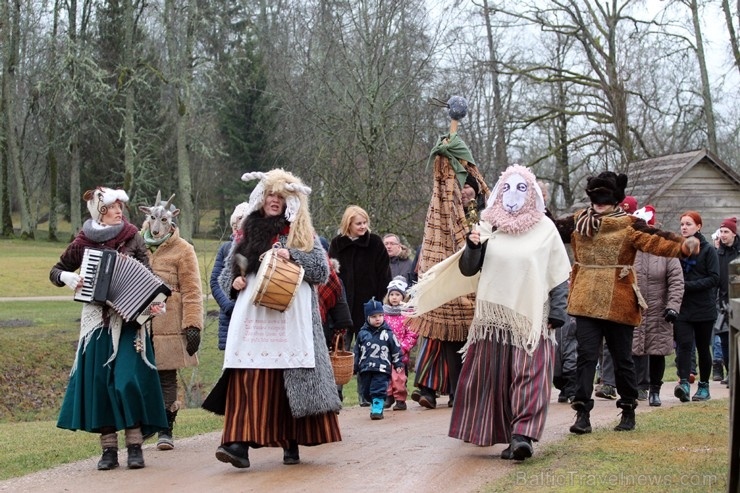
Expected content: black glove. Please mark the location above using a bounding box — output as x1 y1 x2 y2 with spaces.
664 309 678 323
184 327 201 356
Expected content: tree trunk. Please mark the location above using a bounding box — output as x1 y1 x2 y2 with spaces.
721 0 740 80
483 0 508 177
0 138 12 237
46 0 61 242
2 0 34 239
689 0 717 152
121 0 136 207
165 0 196 242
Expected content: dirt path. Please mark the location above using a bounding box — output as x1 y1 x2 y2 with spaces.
0 383 729 493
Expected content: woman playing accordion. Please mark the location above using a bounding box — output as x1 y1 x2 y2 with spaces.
50 187 168 471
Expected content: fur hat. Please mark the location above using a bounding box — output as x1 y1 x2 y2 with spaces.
585 171 627 205
633 205 656 226
241 169 315 251
83 187 129 223
721 217 737 235
387 276 408 295
620 196 638 214
464 174 480 196
364 297 384 318
230 201 249 231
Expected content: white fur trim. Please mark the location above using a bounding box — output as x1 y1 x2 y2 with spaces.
245 180 266 218
230 201 250 230
285 195 301 222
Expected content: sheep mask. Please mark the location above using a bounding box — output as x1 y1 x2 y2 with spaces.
481 164 545 235
241 168 315 251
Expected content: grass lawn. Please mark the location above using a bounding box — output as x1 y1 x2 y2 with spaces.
485 399 729 493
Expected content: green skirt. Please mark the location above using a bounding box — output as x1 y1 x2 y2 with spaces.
57 322 168 436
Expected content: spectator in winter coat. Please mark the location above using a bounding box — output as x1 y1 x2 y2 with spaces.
210 202 249 350
317 236 354 402
383 233 415 282
630 206 684 407
673 211 719 403
713 216 737 386
330 205 391 406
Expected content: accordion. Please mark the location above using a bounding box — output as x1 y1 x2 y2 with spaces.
74 248 172 324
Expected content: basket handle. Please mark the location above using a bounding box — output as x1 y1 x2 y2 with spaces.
332 333 344 354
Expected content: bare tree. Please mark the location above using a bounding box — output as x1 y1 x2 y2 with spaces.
721 0 740 77
163 0 197 241
1 0 34 239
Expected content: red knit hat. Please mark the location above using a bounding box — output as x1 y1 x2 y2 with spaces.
721 217 737 234
620 196 638 214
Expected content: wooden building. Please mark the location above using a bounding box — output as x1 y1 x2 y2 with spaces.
627 148 740 235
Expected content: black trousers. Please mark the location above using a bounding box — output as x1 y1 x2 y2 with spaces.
573 316 637 409
675 319 714 383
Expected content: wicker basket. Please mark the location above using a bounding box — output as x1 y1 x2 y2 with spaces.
330 334 354 385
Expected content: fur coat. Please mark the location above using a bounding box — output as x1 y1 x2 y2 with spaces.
147 226 203 370
556 212 685 327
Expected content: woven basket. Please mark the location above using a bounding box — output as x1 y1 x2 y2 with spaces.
330 334 354 385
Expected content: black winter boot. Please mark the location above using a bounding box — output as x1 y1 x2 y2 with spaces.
713 360 725 381
157 410 177 450
97 448 119 470
614 399 637 431
569 401 592 434
216 442 250 468
126 444 145 469
283 440 300 465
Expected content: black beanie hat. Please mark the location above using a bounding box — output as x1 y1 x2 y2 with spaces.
464 174 480 196
585 171 628 205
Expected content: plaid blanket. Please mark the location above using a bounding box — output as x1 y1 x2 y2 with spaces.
407 147 489 341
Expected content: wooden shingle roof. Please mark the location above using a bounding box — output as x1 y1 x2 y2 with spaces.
627 148 740 206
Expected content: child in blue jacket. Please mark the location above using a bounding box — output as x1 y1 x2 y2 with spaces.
354 298 404 419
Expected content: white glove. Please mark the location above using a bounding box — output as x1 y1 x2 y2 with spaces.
59 271 83 291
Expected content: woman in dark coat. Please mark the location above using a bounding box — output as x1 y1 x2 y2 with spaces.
674 211 719 402
329 205 391 405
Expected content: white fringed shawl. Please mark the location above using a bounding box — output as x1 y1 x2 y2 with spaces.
406 219 570 354
70 303 156 376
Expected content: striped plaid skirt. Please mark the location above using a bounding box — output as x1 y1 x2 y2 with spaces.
448 333 554 446
221 368 341 448
413 337 450 394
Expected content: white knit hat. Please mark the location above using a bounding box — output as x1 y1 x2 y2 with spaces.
84 187 129 223
387 275 408 295
230 201 250 231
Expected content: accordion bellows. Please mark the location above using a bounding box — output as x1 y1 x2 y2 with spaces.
75 248 171 324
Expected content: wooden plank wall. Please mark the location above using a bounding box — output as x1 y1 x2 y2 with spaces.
650 161 740 235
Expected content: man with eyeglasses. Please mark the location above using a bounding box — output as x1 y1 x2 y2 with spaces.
383 234 415 282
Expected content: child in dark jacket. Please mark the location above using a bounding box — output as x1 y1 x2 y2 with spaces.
354 297 404 420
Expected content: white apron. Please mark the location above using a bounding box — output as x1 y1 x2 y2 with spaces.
223 273 315 369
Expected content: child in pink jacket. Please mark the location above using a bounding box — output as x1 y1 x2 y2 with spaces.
383 276 418 410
